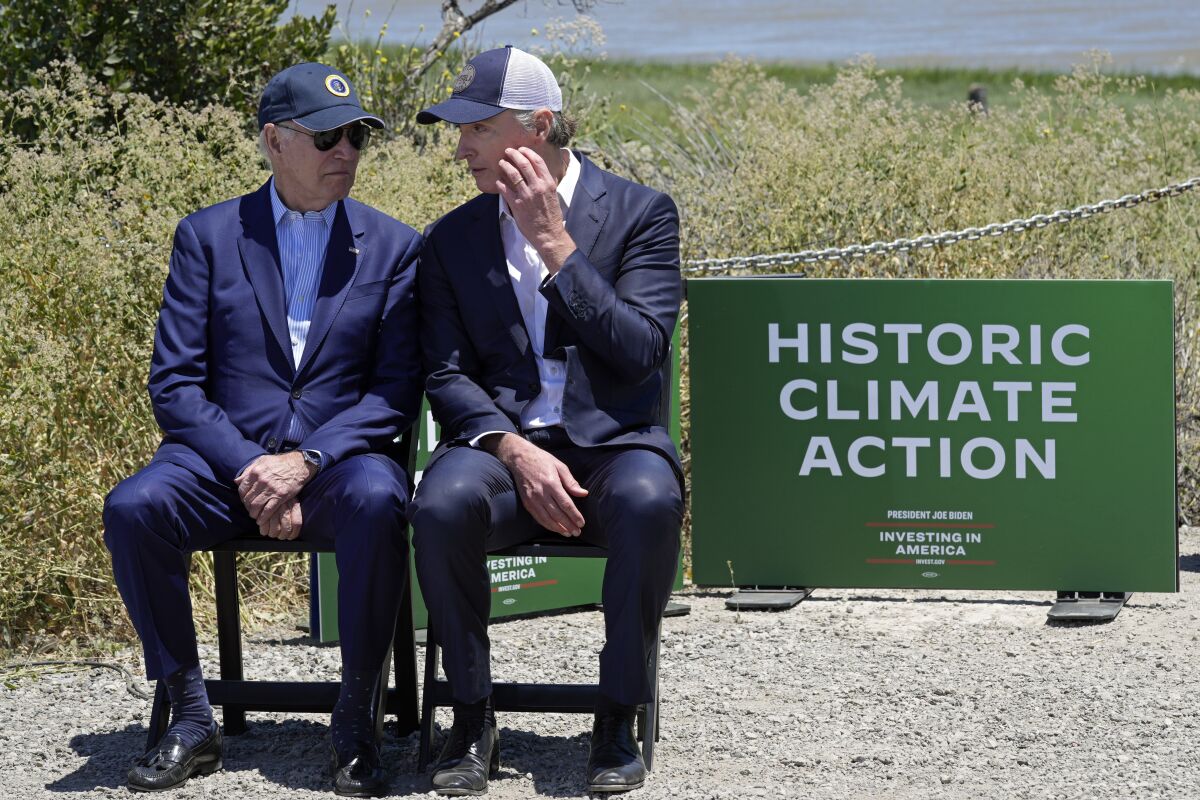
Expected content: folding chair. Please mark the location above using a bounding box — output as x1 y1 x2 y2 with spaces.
146 433 421 750
416 537 663 771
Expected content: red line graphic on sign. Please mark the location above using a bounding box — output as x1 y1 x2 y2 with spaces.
490 579 560 593
866 558 916 564
865 522 996 529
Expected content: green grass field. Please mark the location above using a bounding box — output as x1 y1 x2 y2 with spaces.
573 59 1200 126
374 41 1200 129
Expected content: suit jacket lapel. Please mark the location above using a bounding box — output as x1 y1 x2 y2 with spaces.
545 154 608 353
296 201 362 377
471 196 533 358
237 183 294 372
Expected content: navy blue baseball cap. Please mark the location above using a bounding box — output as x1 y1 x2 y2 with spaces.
258 62 384 131
417 46 562 125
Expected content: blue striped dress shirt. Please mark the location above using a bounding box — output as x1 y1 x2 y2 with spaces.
269 179 337 444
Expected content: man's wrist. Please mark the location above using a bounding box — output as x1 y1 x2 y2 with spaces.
300 449 323 480
479 432 517 457
538 233 577 275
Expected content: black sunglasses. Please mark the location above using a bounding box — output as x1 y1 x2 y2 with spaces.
277 122 371 151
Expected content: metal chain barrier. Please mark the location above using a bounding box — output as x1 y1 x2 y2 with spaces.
682 176 1200 274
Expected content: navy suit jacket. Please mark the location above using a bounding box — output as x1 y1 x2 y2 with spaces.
419 153 682 481
147 180 423 485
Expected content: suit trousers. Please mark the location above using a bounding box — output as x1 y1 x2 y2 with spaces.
409 429 683 707
103 452 409 681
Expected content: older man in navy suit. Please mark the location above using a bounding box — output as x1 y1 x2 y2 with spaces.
411 46 683 795
102 64 420 796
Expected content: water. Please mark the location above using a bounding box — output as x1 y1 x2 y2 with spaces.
291 0 1200 73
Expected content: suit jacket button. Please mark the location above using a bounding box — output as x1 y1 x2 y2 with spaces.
291 388 303 399
267 436 278 450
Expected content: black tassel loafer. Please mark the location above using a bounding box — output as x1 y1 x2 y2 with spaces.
127 723 222 792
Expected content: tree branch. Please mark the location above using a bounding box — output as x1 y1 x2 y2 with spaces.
405 0 522 85
405 0 607 86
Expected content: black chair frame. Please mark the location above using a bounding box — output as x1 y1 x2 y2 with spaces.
417 537 662 771
146 434 421 751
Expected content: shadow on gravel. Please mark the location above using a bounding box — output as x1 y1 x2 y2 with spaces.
217 718 430 794
493 727 595 797
45 719 435 795
913 596 1050 607
45 724 145 792
805 594 1049 607
1179 554 1200 572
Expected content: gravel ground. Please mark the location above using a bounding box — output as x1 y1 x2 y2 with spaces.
5 529 1200 799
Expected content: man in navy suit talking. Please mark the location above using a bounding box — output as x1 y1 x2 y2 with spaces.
411 46 683 795
102 64 421 796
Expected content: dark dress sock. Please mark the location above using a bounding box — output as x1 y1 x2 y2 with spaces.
331 669 381 758
164 663 215 748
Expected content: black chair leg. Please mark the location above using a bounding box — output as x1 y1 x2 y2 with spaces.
214 550 247 735
374 646 393 743
146 680 171 751
391 570 420 735
418 630 439 771
639 622 662 770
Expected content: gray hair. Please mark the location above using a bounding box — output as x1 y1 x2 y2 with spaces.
257 124 299 171
513 109 577 148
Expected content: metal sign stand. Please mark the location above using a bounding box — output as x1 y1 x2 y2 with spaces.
1047 591 1131 622
726 587 814 611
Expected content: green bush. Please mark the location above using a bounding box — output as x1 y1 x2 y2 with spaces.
0 0 334 124
4 55 1200 654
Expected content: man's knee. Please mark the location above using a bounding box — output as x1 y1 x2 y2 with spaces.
596 454 683 558
326 454 408 526
102 468 177 553
606 456 683 527
409 469 493 554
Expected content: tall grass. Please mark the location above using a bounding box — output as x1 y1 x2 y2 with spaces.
3 55 1199 654
593 57 1200 537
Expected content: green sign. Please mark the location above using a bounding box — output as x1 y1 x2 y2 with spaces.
314 335 683 641
688 279 1177 592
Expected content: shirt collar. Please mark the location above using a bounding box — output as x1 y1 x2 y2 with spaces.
269 177 338 228
498 149 580 221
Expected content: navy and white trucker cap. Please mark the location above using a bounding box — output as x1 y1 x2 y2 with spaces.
416 46 562 125
258 62 384 131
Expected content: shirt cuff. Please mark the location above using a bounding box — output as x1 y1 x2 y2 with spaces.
468 430 512 448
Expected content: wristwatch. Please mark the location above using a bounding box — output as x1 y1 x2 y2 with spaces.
301 449 323 473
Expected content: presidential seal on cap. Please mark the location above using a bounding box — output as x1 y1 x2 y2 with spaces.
258 62 384 131
416 46 562 125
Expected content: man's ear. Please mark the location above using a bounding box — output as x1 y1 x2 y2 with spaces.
264 123 283 155
533 108 554 140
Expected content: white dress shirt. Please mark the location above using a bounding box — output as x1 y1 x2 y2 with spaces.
470 150 580 447
500 149 580 430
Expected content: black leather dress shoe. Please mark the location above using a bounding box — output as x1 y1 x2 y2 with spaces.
431 704 500 797
127 722 222 792
586 710 646 793
330 743 387 798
